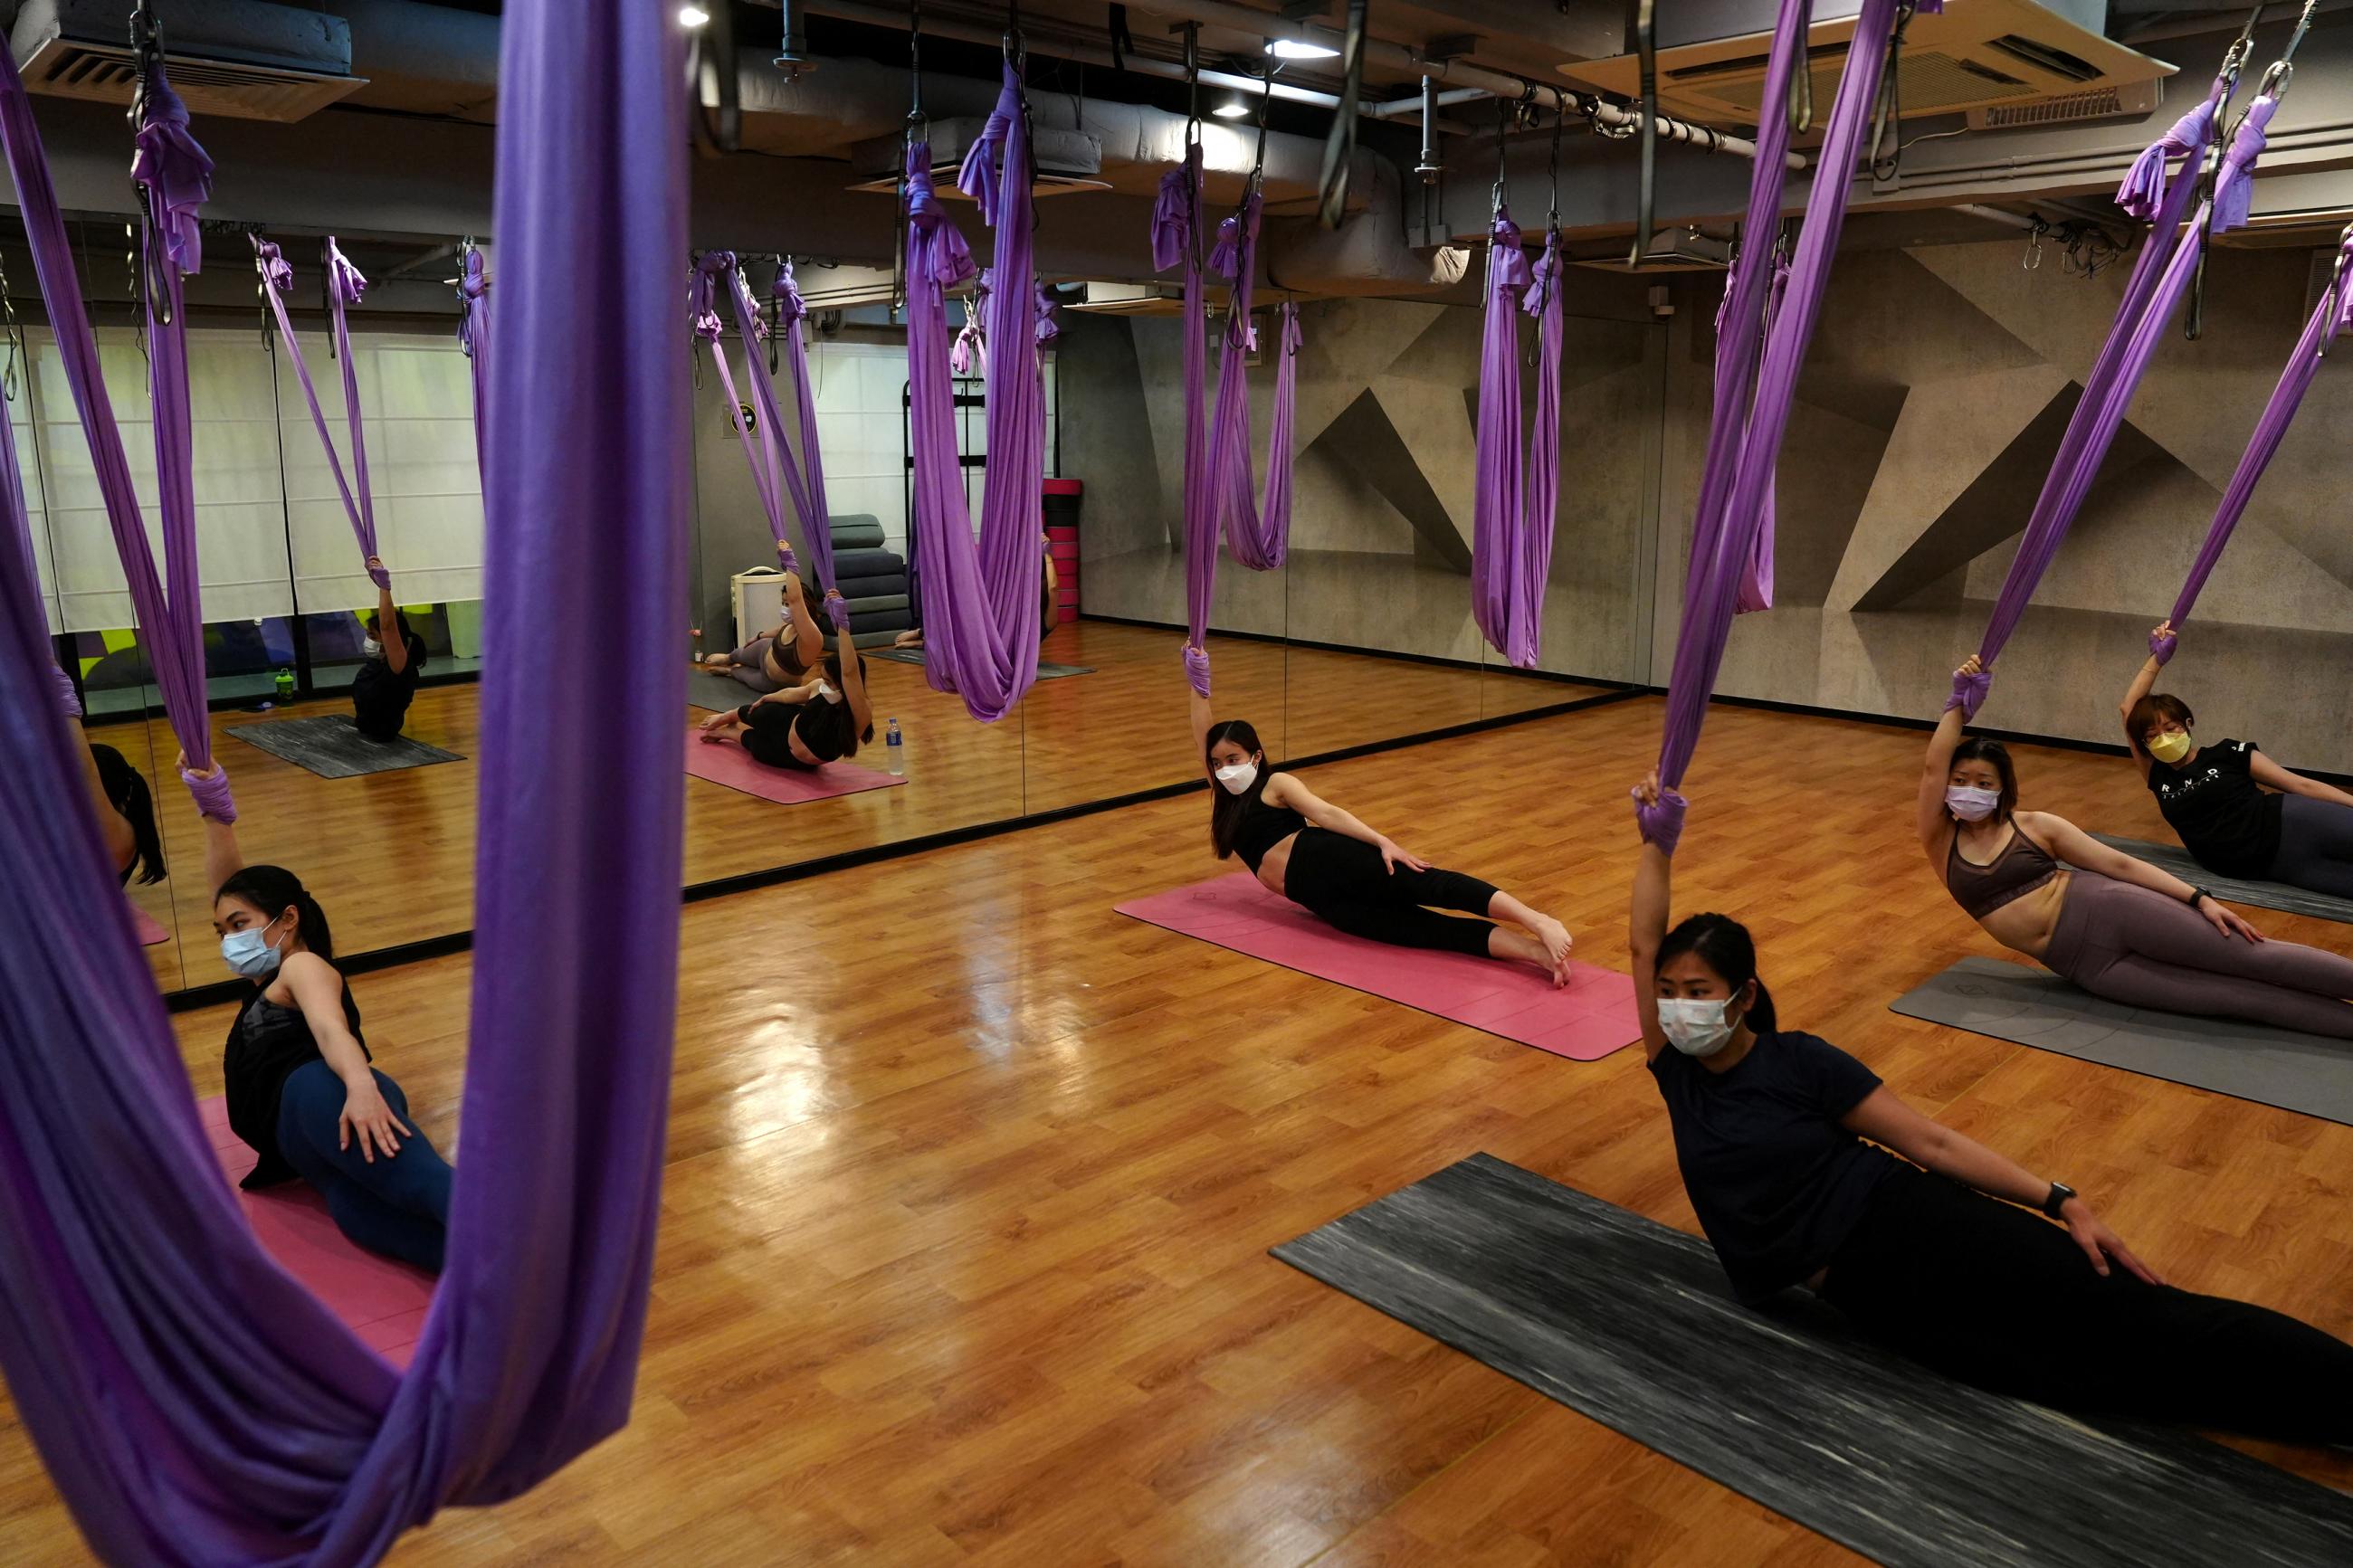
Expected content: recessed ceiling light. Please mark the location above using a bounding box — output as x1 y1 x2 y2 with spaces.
1212 100 1253 119
1265 39 1339 60
678 5 711 26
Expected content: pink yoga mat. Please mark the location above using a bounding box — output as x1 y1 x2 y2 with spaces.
131 904 169 946
684 731 905 803
1117 872 1642 1061
197 1096 436 1367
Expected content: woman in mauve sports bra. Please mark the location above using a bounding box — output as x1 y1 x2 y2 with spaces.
1920 655 2353 1039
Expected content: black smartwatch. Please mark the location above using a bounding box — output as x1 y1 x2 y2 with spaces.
2041 1182 2077 1220
2186 888 2211 908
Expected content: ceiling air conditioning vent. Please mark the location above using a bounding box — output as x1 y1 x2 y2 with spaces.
1065 281 1187 316
848 120 1110 198
1968 78 2161 131
11 0 365 123
1565 0 2169 128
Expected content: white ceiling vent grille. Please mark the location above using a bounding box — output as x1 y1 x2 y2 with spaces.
11 0 366 123
1970 80 2163 131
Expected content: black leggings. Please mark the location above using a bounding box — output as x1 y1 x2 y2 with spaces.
2272 794 2353 900
1823 1164 2353 1444
1281 828 1500 958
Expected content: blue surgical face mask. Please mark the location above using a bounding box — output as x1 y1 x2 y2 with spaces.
221 916 287 978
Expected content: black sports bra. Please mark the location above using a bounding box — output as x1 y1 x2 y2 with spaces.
1233 796 1306 872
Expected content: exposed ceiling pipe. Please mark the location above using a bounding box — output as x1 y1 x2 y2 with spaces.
1362 86 1487 120
1951 203 2042 234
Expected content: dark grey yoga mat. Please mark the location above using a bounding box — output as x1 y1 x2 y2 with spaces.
1274 1154 2353 1568
685 666 758 711
1891 955 2353 1126
227 716 462 778
2091 833 2353 926
866 646 1094 679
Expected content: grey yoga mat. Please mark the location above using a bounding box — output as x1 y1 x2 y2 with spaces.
685 666 757 711
2091 834 2353 926
226 716 461 779
865 646 1095 679
1891 955 2353 1126
1274 1154 2353 1568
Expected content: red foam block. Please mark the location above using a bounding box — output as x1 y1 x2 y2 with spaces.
197 1096 436 1368
1117 872 1642 1061
684 730 906 803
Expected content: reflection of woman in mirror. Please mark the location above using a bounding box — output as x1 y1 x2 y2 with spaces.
2119 622 2353 897
78 735 167 886
697 588 875 770
1186 652 1575 984
1926 655 2353 1038
1626 772 2353 1440
352 557 428 740
697 546 826 694
896 531 1058 651
176 760 453 1273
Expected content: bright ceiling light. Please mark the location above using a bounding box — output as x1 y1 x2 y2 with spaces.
1265 38 1339 60
1211 100 1252 119
677 5 711 26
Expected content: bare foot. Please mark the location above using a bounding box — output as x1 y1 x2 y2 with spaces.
1492 930 1565 987
1529 915 1574 986
699 654 730 670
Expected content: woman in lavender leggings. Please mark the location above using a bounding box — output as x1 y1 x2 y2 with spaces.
1920 657 2353 1040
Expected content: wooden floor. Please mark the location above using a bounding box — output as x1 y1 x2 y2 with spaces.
101 621 1605 993
13 696 2350 1564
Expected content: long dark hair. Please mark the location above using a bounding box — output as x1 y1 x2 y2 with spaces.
797 649 874 757
214 863 336 965
1205 717 1270 859
1655 912 1778 1035
89 743 166 884
1948 736 2018 821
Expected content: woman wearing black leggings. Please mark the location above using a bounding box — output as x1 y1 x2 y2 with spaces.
1186 664 1573 983
1630 772 2353 1441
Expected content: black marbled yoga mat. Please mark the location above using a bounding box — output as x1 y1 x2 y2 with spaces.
226 716 461 779
1273 1154 2353 1568
2090 835 2353 927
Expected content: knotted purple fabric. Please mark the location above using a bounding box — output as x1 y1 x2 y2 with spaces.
2152 225 2353 665
0 3 688 1559
901 60 1046 722
1636 0 1827 851
1957 91 2270 717
1205 189 1300 574
1471 207 1565 669
128 71 209 276
456 246 491 488
951 276 988 377
691 252 839 591
256 237 390 591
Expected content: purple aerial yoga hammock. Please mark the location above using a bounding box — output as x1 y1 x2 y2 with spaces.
0 3 687 1561
1730 250 1793 615
0 52 234 821
456 244 491 487
901 60 1047 722
2151 224 2353 664
1471 206 1564 670
1638 0 1896 853
254 236 392 592
1951 81 2275 718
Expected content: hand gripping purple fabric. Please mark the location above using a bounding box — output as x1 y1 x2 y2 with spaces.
1955 90 2273 717
1470 208 1565 670
3 54 234 819
900 60 1046 723
2151 224 2353 666
254 237 391 591
0 2 688 1559
456 246 491 487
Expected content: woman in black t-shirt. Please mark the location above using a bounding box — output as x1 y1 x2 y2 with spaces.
1627 772 2353 1442
2121 622 2353 897
695 587 873 769
351 559 428 740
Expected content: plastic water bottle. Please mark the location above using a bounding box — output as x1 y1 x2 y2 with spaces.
274 667 295 702
885 717 905 775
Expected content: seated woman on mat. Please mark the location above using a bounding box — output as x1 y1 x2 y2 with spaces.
1923 655 2353 1040
2119 621 2353 898
695 546 826 694
1630 772 2353 1443
697 588 873 770
352 559 428 740
178 759 453 1273
1186 654 1573 984
896 532 1057 651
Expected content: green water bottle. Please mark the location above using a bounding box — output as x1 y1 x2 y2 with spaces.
274 667 294 702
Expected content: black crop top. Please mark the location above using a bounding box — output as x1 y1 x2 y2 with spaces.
224 977 367 1189
738 698 845 770
1232 794 1306 872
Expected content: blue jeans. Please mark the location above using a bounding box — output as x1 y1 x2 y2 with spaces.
275 1060 454 1273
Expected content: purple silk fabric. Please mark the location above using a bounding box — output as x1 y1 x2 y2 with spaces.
2154 226 2353 663
456 247 491 487
1636 0 1824 851
1955 90 2272 717
1155 151 1217 697
901 60 1046 722
256 239 391 591
0 52 231 818
1731 252 1793 615
0 4 687 1561
1471 208 1565 669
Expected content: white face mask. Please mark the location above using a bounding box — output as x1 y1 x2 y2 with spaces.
1657 996 1739 1057
362 636 383 660
1945 784 2001 822
1214 759 1258 795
